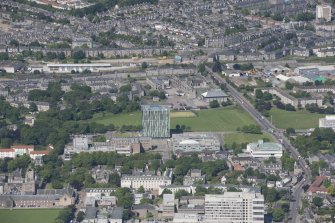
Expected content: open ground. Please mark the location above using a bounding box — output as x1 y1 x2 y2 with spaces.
0 209 61 223
269 108 324 130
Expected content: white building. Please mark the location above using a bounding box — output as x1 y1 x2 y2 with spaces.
319 115 335 129
246 140 283 158
121 169 173 190
73 135 89 150
172 133 221 154
173 213 203 222
205 192 264 223
46 63 113 73
316 5 332 22
0 145 49 160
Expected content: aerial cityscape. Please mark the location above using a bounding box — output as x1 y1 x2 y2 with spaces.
0 0 334 222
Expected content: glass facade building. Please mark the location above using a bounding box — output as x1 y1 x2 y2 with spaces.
142 105 170 138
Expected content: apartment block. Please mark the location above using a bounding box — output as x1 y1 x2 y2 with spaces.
205 192 264 223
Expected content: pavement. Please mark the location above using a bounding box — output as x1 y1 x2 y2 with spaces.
211 73 312 223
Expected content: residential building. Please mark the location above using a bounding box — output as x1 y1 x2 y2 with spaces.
319 115 335 129
246 140 283 158
204 192 264 223
0 145 50 160
121 169 173 190
163 194 175 217
172 133 221 154
72 37 93 49
183 169 206 186
142 105 170 138
261 88 323 108
316 5 332 22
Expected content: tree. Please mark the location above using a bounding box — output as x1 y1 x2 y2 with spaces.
9 39 19 47
233 64 241 70
137 186 145 193
0 52 9 61
328 185 335 196
264 187 280 202
141 62 148 69
312 196 323 207
281 153 295 172
209 100 220 108
175 189 191 199
112 188 133 209
255 89 263 99
108 173 121 187
29 102 38 113
286 128 295 136
272 208 284 222
77 211 85 222
212 61 222 73
198 63 207 76
285 81 294 90
146 212 153 218
72 50 86 60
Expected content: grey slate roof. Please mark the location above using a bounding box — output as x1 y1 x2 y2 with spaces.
202 89 228 98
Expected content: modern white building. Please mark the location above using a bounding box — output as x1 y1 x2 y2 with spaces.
246 140 283 158
172 133 221 154
205 192 264 223
319 115 335 129
121 169 173 190
316 5 332 22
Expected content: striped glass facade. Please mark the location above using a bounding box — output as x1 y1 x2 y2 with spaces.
142 105 170 138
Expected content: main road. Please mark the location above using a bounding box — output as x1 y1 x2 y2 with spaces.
211 73 311 222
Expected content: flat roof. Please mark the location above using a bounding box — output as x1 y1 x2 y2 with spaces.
47 63 111 67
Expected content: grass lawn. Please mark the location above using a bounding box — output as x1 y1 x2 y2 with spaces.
224 132 274 147
170 111 196 118
269 108 324 129
90 111 142 126
170 108 256 131
88 107 257 132
0 209 61 223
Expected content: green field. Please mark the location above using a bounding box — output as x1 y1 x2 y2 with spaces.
224 132 274 147
0 209 61 223
90 111 142 126
269 108 324 129
170 108 256 131
88 108 257 132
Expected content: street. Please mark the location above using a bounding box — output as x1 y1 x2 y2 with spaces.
211 73 312 223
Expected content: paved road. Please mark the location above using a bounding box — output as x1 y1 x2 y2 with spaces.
211 73 312 222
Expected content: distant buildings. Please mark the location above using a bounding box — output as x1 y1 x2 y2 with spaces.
0 187 76 208
0 145 50 160
316 5 332 22
121 169 173 190
183 169 206 186
142 105 170 138
64 135 148 160
246 140 283 158
172 133 221 154
72 37 93 49
204 192 264 223
319 115 335 129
